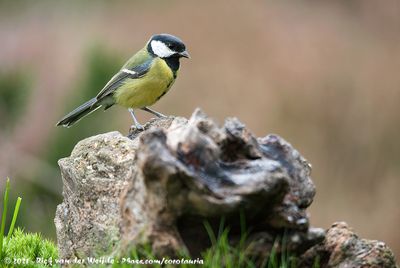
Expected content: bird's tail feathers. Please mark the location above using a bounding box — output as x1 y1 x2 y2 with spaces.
56 98 100 127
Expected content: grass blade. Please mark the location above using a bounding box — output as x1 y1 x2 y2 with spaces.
267 239 278 268
7 197 22 239
0 178 10 258
203 221 217 246
218 216 225 239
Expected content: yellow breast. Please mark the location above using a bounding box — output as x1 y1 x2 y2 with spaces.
114 58 175 109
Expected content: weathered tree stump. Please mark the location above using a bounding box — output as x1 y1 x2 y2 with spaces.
54 109 397 267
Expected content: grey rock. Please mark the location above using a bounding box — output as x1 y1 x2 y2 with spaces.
55 132 136 259
55 109 397 266
299 222 397 268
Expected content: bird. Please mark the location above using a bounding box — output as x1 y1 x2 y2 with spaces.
56 33 189 130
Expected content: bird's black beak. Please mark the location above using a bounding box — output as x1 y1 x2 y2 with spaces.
179 50 190 59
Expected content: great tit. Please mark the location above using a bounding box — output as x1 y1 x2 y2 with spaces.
57 33 189 129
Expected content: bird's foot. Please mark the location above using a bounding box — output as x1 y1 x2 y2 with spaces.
131 123 144 131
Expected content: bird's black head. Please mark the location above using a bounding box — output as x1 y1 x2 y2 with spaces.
147 34 190 59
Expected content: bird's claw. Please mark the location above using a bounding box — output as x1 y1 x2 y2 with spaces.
131 124 144 131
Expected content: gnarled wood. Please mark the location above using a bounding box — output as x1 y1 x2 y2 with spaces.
55 109 397 267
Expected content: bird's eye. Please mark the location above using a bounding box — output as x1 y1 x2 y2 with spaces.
167 44 174 49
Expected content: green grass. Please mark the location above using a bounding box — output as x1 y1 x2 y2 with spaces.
1 228 58 268
108 219 300 268
202 223 255 268
0 178 58 268
1 178 317 267
0 178 22 259
202 221 298 268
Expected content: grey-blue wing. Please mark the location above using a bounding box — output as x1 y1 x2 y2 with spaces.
95 59 152 102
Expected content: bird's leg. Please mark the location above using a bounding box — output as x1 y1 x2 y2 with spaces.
128 108 144 130
141 107 167 118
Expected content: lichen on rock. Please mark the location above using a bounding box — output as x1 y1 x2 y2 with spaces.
55 132 135 258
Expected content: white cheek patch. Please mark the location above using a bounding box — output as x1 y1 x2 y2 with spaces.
151 40 175 58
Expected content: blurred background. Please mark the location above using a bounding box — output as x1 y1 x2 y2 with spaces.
0 0 399 258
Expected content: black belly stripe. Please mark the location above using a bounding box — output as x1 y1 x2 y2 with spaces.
166 80 173 88
156 90 168 101
156 71 174 101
